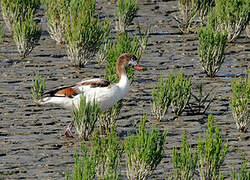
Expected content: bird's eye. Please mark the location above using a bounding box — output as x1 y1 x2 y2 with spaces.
131 56 137 61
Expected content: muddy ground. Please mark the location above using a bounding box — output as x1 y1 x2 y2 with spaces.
0 0 249 179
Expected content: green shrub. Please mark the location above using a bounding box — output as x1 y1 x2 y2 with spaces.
197 114 229 180
96 19 111 65
177 0 199 33
105 32 141 83
124 115 167 180
215 0 250 42
42 0 70 44
230 71 250 133
91 128 122 179
65 0 108 67
198 25 227 77
232 157 250 180
171 71 192 116
98 100 123 134
66 144 97 180
13 9 41 57
197 0 214 24
115 0 138 32
72 95 100 140
0 0 40 31
31 73 46 103
151 74 174 121
172 131 198 180
0 23 3 43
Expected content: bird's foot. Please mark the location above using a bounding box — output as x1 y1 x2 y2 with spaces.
64 122 75 138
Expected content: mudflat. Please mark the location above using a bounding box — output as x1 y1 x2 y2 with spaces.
0 0 249 179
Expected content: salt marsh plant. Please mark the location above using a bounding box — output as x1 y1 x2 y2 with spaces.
98 100 123 134
230 71 250 133
91 128 122 179
0 0 40 31
96 20 111 65
42 0 70 44
0 23 3 43
66 128 122 179
177 0 199 33
115 0 138 32
188 84 214 114
13 10 41 57
214 0 250 42
197 0 214 24
151 74 173 121
65 145 96 180
124 115 167 180
72 95 100 140
232 157 250 180
197 114 228 180
171 71 192 116
31 73 46 103
172 131 198 180
65 0 107 67
198 25 227 77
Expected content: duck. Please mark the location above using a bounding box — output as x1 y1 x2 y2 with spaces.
38 53 144 137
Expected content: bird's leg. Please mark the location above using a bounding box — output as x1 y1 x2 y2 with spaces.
64 121 75 138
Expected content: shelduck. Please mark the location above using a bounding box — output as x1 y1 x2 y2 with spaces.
38 53 144 137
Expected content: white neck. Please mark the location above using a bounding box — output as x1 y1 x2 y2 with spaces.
116 73 130 98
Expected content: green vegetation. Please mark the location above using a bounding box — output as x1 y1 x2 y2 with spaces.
151 74 173 121
31 73 46 103
0 0 40 31
0 23 3 43
124 115 167 180
197 114 229 180
171 71 192 116
172 131 198 180
197 0 214 24
232 157 250 180
230 71 250 133
13 9 41 57
65 145 96 180
98 100 122 134
42 0 70 44
65 0 108 67
151 71 191 120
198 25 227 77
214 0 250 42
115 0 138 32
177 0 199 33
72 95 100 140
91 128 122 179
66 128 122 179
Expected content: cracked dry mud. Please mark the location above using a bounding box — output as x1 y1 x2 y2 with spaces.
0 0 249 179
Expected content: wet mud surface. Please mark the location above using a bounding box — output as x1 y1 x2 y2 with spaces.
0 0 249 179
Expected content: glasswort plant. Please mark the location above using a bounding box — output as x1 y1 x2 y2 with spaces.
151 74 173 121
215 0 250 42
115 0 139 32
91 128 122 179
42 0 70 44
65 0 107 67
72 94 100 140
230 71 250 133
197 114 228 180
198 25 227 77
172 131 198 180
13 9 41 57
31 73 46 103
124 115 167 180
171 71 192 116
